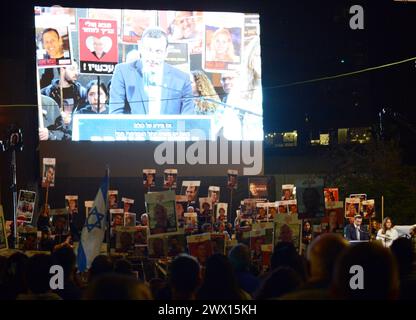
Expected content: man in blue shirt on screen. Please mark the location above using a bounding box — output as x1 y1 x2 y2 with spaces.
109 27 195 115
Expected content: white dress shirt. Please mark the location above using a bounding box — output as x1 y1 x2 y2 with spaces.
376 228 399 248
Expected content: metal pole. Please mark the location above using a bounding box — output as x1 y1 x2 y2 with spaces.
11 150 18 247
97 75 101 113
381 195 384 223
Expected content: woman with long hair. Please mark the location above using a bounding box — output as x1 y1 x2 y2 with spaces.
190 70 221 114
197 254 250 300
376 217 399 248
76 80 109 114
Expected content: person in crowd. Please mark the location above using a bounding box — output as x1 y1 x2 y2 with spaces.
326 210 341 233
228 243 260 296
140 213 149 227
254 267 302 300
168 254 201 300
390 238 416 299
344 214 370 241
370 219 380 240
109 27 195 115
41 28 64 59
0 252 29 300
302 220 313 247
114 259 134 277
75 80 109 114
89 255 113 283
281 234 348 300
51 246 82 300
41 61 87 123
207 28 238 62
331 242 399 299
38 226 55 251
17 254 62 300
39 94 71 140
84 274 152 300
270 242 307 281
190 70 221 114
197 254 250 300
376 216 399 248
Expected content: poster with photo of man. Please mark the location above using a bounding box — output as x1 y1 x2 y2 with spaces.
208 186 220 205
181 181 200 204
227 170 238 190
281 184 295 200
163 169 178 189
199 198 213 216
296 178 325 219
248 177 268 199
121 9 157 43
277 201 289 214
124 213 136 227
145 190 178 236
362 200 375 219
16 190 37 224
42 158 56 187
288 200 298 214
110 208 124 234
267 202 278 220
254 202 268 221
143 169 156 189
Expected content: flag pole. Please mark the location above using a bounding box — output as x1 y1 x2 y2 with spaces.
106 165 111 256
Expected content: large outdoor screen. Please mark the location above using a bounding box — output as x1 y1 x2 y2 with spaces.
35 6 262 141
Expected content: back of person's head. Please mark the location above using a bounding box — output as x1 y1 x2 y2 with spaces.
26 254 54 294
199 254 242 300
149 278 169 300
332 242 399 299
307 234 348 283
114 259 133 276
228 243 251 272
84 274 152 300
254 267 302 300
52 246 76 281
391 237 414 276
271 242 306 280
89 255 113 281
169 254 200 299
1 252 29 299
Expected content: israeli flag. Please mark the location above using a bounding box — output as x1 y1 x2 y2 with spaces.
77 173 109 272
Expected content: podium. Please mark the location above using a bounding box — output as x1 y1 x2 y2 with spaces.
72 114 215 141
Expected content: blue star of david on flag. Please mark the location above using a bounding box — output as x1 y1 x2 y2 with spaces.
86 207 105 232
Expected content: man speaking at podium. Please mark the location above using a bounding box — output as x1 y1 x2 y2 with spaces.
344 215 370 241
109 27 195 115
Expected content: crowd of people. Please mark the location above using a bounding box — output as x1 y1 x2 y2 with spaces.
1 232 415 300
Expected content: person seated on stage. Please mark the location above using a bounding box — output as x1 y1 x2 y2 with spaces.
109 27 195 115
75 80 109 114
344 215 370 241
376 217 399 248
190 70 221 114
39 95 71 141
